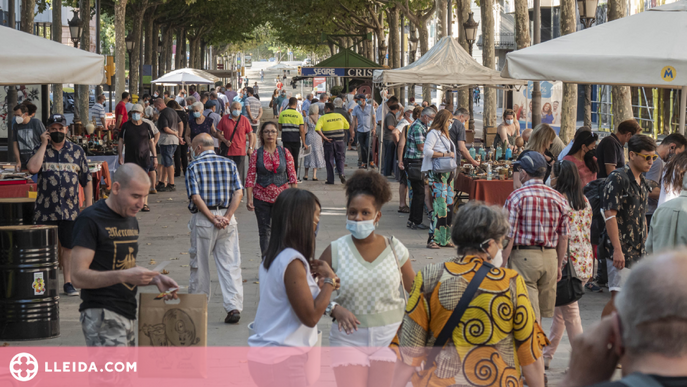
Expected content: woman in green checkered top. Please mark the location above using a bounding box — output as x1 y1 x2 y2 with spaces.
319 170 416 387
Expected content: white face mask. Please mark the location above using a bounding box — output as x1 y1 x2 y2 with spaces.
346 218 376 240
506 119 514 125
482 239 503 267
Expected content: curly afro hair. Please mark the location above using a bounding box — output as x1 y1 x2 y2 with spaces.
344 170 392 209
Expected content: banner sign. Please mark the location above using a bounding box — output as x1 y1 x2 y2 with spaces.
300 67 376 78
512 81 563 135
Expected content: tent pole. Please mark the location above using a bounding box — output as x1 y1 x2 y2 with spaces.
680 86 687 135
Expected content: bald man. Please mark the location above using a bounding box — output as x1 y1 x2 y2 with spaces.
186 134 244 324
521 128 533 145
564 251 687 387
72 164 179 346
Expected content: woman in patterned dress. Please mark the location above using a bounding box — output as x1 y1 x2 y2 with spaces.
319 170 415 387
303 104 326 180
422 109 455 249
543 160 593 369
391 202 547 387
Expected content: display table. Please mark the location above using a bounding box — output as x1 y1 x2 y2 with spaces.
87 155 119 173
0 180 37 198
455 173 514 206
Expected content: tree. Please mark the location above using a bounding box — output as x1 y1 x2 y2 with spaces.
76 0 91 124
397 0 437 101
514 0 530 50
558 0 577 143
455 0 470 109
608 0 633 127
20 0 36 33
115 0 127 106
52 0 63 114
481 0 496 128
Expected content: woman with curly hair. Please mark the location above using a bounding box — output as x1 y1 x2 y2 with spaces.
318 170 415 387
422 109 456 249
391 202 546 387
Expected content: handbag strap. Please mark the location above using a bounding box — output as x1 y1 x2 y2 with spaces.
434 132 454 154
386 236 408 303
426 261 492 367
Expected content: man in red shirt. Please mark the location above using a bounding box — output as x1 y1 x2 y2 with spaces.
502 150 570 322
276 80 283 90
217 101 256 185
114 92 130 138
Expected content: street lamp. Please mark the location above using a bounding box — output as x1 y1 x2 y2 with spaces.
577 0 599 28
463 12 479 131
126 34 134 90
68 10 82 48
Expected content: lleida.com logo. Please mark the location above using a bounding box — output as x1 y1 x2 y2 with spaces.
9 352 137 382
9 353 38 382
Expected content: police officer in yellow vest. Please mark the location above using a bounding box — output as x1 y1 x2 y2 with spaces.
315 102 350 184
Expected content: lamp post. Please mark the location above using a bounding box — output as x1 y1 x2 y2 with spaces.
578 0 599 127
463 12 479 132
68 10 82 48
126 34 135 92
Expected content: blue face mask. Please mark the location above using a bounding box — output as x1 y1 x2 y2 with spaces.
232 110 241 117
132 113 141 121
357 100 363 106
193 111 202 118
346 218 376 240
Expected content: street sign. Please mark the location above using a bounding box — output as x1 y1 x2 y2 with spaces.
217 63 224 70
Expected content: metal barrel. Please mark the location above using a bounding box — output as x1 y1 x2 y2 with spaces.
0 225 60 340
0 198 36 226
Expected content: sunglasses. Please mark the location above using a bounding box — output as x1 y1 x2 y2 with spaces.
633 152 658 161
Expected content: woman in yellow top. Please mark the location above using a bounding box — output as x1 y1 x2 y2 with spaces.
390 202 548 387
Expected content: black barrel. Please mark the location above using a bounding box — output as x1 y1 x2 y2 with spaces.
0 198 36 226
0 225 60 340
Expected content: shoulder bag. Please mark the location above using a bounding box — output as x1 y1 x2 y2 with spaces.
555 246 584 307
219 115 242 156
425 261 492 367
432 133 457 174
387 236 408 303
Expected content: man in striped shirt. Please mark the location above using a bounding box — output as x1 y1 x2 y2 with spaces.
90 94 107 128
502 150 570 321
185 133 244 324
278 97 306 180
316 102 349 184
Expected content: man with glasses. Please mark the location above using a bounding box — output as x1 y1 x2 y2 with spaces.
600 135 656 318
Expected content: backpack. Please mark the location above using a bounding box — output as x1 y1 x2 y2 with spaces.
584 178 607 245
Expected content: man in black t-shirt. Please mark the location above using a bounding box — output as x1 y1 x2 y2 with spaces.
119 104 157 212
596 119 640 178
71 164 178 346
563 251 687 387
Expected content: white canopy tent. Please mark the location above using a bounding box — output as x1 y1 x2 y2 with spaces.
500 0 687 134
271 63 297 70
1 26 104 85
373 37 526 88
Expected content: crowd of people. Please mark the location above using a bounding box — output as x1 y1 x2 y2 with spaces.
11 71 687 387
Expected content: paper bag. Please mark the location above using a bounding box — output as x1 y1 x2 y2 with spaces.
138 293 208 379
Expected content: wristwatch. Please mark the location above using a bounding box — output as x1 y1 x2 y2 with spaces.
325 301 339 317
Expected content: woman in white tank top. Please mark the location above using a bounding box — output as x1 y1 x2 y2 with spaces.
319 170 416 387
248 189 340 387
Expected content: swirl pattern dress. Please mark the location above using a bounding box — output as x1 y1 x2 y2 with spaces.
392 255 548 387
303 115 326 169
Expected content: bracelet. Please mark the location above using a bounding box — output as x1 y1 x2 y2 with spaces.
323 277 336 288
151 156 157 158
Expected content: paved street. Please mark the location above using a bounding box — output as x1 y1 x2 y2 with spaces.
14 61 617 385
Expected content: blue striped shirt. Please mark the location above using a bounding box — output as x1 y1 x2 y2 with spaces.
185 150 243 212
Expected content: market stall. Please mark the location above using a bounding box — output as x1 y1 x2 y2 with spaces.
500 0 687 133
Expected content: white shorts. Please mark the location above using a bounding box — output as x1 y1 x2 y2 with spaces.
606 259 631 292
328 322 400 368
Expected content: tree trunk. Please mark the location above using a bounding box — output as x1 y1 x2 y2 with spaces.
152 23 159 78
52 1 63 114
20 0 35 33
481 0 496 128
176 28 185 69
161 25 172 74
514 0 531 50
456 0 470 109
608 0 633 127
584 85 592 128
130 1 147 98
115 0 128 104
388 7 401 97
144 11 154 67
559 0 577 143
76 0 91 124
437 0 447 39
418 21 431 102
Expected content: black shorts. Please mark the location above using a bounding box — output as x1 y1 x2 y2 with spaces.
42 220 76 249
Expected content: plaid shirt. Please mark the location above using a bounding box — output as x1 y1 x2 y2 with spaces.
185 150 243 213
504 179 570 248
404 120 426 160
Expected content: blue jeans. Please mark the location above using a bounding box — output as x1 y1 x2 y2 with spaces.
159 144 177 167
